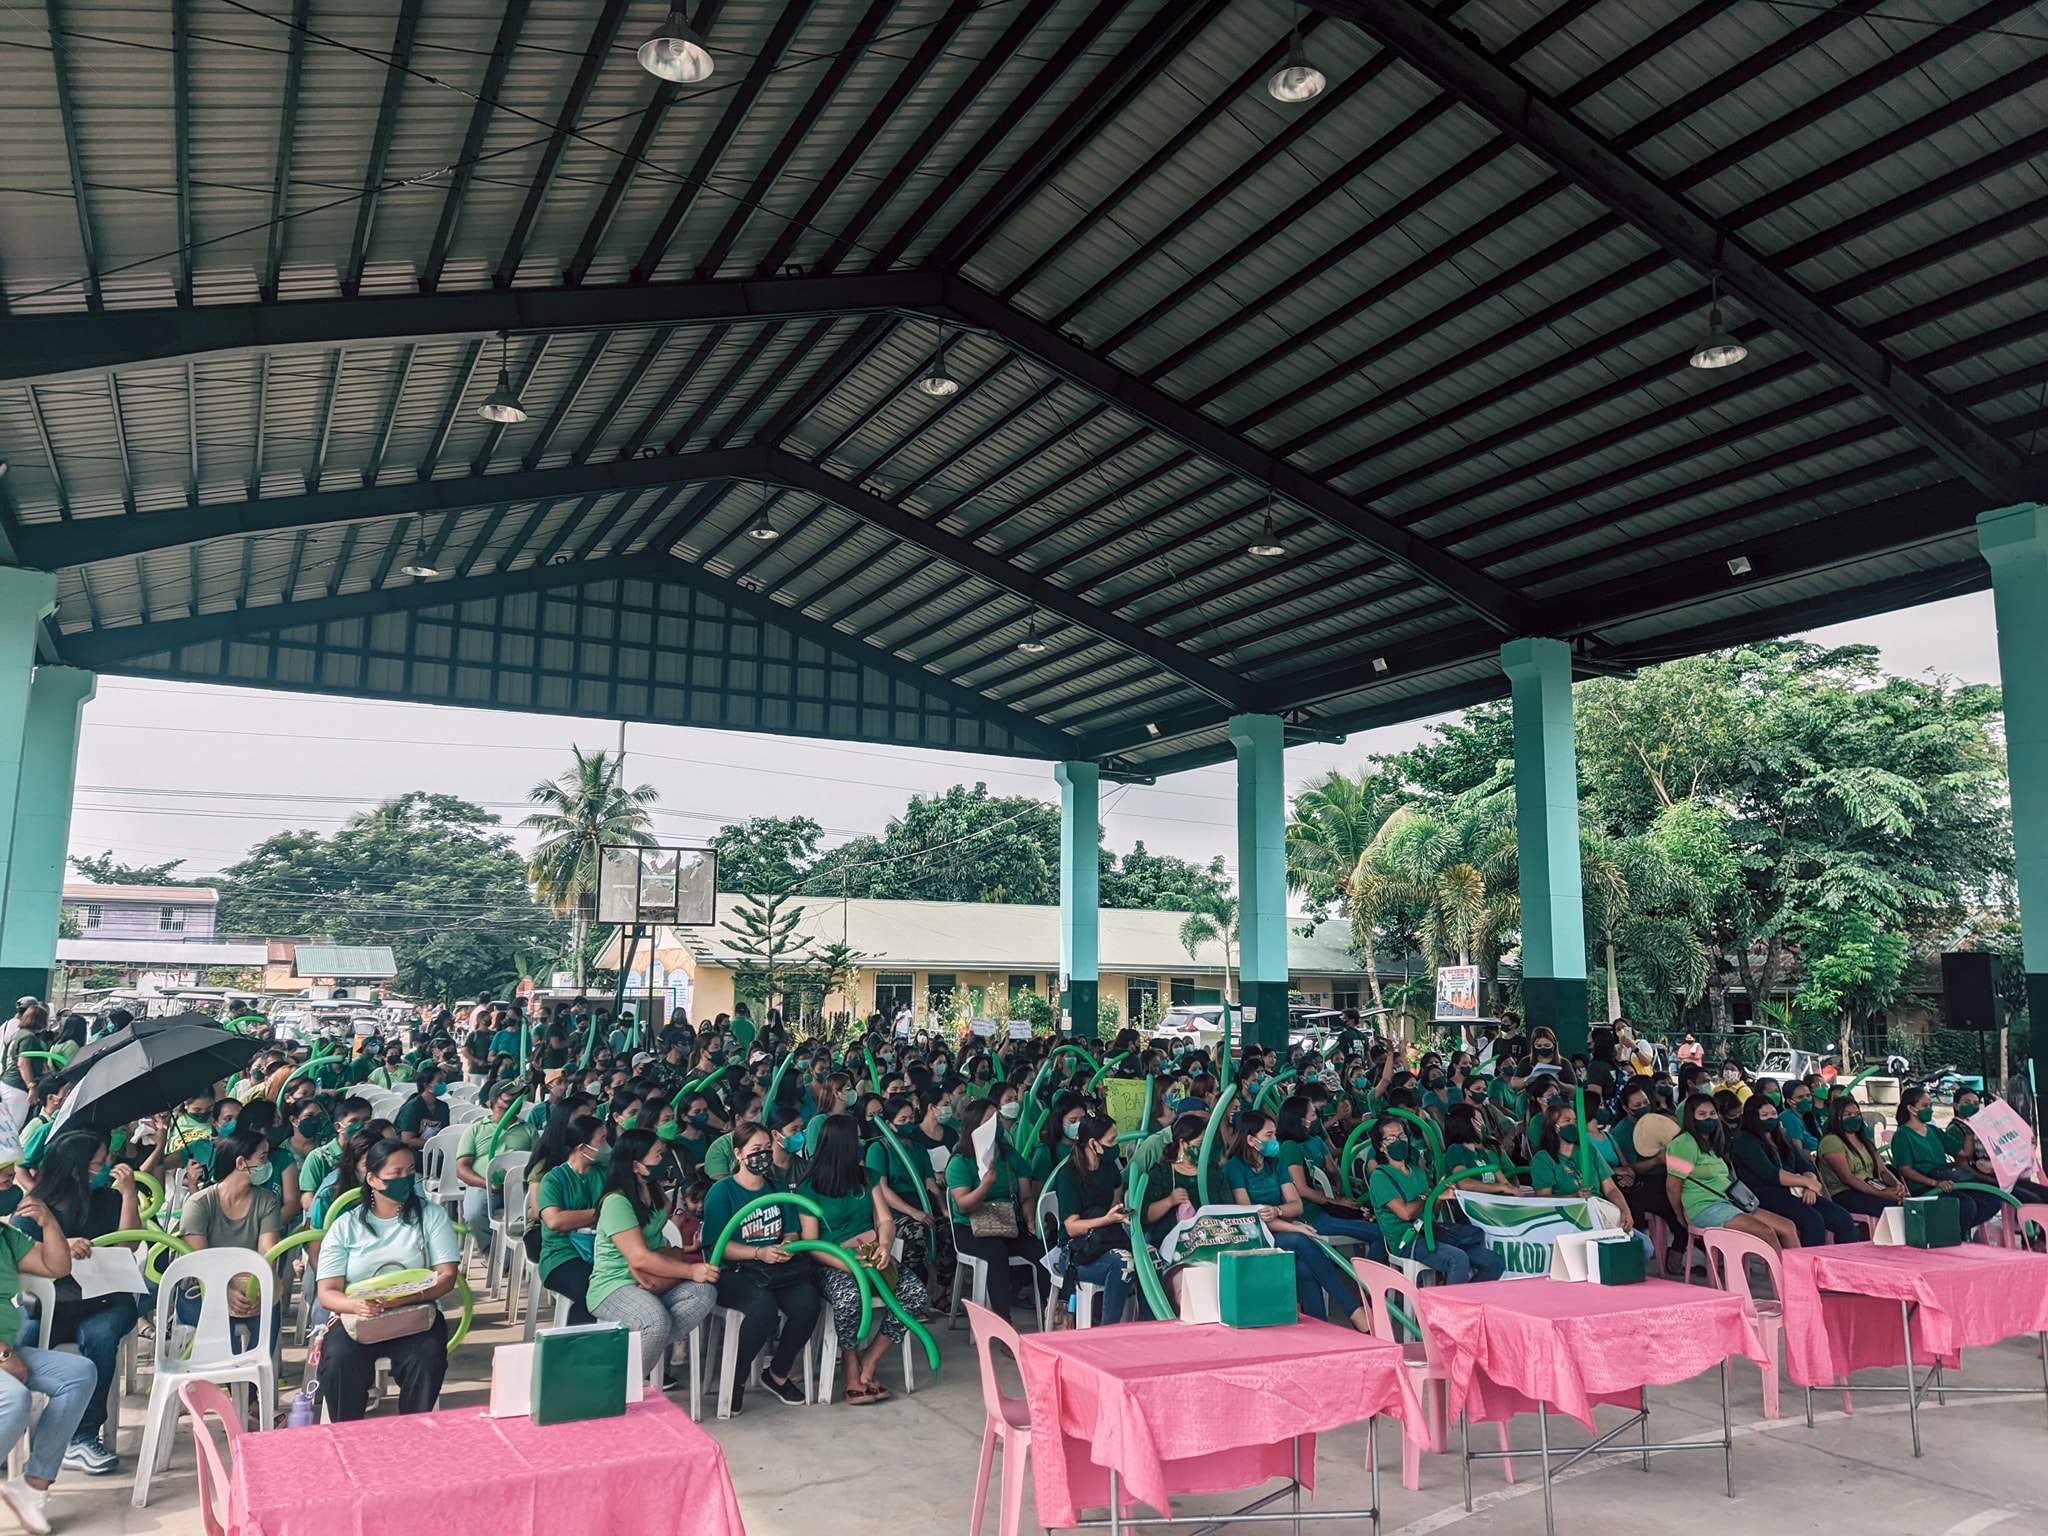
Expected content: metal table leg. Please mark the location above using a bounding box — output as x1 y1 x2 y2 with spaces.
1901 1299 1922 1458
1111 1468 1122 1536
1459 1411 1472 1512
1537 1399 1554 1536
1639 1386 1650 1472
1290 1436 1301 1536
1368 1414 1381 1536
1720 1359 1734 1497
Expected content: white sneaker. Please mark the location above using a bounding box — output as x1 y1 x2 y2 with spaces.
3 1477 50 1536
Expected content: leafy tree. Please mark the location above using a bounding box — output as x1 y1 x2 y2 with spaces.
523 747 658 986
216 793 564 1001
1099 842 1229 911
713 816 823 895
1793 907 1910 1065
1381 703 1516 803
809 783 1060 904
68 851 193 886
721 889 813 1016
1286 768 1405 1008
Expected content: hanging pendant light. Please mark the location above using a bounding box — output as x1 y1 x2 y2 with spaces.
476 332 527 423
746 486 779 542
1268 7 1325 102
1247 499 1286 558
1688 275 1747 370
917 332 960 397
638 9 714 82
1017 618 1048 654
399 516 439 579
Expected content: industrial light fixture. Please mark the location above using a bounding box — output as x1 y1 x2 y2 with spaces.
1726 554 1752 576
476 332 527 423
745 487 779 542
1688 276 1747 370
1018 617 1048 654
1247 497 1286 558
638 8 714 82
1371 656 1388 674
1268 7 1326 102
399 516 439 579
1144 722 1161 737
917 333 960 397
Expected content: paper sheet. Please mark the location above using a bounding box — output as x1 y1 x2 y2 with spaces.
68 1246 148 1299
973 1115 1000 1177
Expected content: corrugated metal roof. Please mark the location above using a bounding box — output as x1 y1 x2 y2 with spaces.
0 0 2038 775
294 944 399 978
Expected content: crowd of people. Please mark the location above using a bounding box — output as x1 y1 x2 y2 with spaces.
0 989 2034 1531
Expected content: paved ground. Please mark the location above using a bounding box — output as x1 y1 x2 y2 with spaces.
63 1287 2048 1536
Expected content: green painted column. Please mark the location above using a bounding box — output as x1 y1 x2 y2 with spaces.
1501 637 1588 1054
1055 761 1100 1039
0 666 95 1006
1229 714 1290 1051
0 568 59 1007
1977 503 2048 1092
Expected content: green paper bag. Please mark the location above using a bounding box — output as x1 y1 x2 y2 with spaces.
530 1322 629 1425
1904 1196 1961 1249
1217 1248 1297 1329
1594 1234 1646 1285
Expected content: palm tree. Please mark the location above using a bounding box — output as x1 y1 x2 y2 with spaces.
1177 894 1239 1003
1287 769 1402 1008
523 746 658 986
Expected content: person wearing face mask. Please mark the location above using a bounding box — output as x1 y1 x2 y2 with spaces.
299 1099 372 1214
315 1139 461 1420
1028 1090 1089 1190
1943 1090 2048 1202
1273 1096 1385 1260
1775 1082 1822 1156
1664 1094 1800 1252
866 1096 939 1288
1731 1097 1858 1246
1051 1115 1153 1328
589 1128 719 1382
703 1122 820 1409
1224 1110 1373 1325
1717 1060 1752 1105
1528 1101 1653 1261
947 1097 1041 1318
454 1079 537 1275
11 1131 139 1476
1368 1117 1504 1284
177 1127 285 1345
1887 1087 2000 1234
369 1047 412 1090
536 1114 610 1325
799 1115 932 1403
276 1095 335 1217
393 1066 451 1151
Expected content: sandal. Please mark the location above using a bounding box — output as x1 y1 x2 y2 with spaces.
846 1380 885 1405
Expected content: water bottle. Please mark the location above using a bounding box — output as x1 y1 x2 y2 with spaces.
286 1385 319 1428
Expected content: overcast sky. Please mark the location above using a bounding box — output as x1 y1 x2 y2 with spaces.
63 590 2005 882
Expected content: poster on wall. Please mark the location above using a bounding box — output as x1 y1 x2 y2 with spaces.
1435 965 1481 1021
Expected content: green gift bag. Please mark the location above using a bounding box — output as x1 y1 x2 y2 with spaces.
530 1322 629 1425
1593 1234 1646 1285
1903 1196 1962 1249
1217 1248 1297 1329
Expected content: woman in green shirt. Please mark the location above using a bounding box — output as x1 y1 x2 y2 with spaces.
797 1116 931 1405
1815 1094 1908 1218
1663 1095 1798 1251
946 1100 1040 1317
588 1128 719 1375
536 1114 608 1324
1226 1110 1371 1327
1367 1115 1504 1284
1530 1100 1653 1261
1889 1087 1999 1233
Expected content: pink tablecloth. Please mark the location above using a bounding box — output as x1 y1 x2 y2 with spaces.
229 1396 745 1536
1779 1244 2048 1387
1417 1277 1766 1431
1015 1319 1423 1527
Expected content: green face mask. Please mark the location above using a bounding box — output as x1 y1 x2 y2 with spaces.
1558 1125 1578 1145
1958 1102 1980 1120
379 1174 416 1203
655 1121 680 1142
1765 1092 1781 1106
620 1113 638 1130
1914 1106 1934 1124
999 1102 1022 1121
1843 1114 1865 1132
1384 1138 1412 1163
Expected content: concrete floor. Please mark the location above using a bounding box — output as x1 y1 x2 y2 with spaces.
61 1289 2048 1536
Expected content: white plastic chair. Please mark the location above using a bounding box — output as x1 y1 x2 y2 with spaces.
948 1247 1043 1332
1035 1186 1111 1328
484 1153 533 1305
710 1304 814 1418
450 1105 488 1126
965 1301 1033 1536
14 1274 137 1470
442 1082 480 1106
420 1124 468 1226
1307 1167 1360 1254
133 1248 276 1507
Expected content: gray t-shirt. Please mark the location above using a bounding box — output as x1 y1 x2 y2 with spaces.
179 1183 285 1251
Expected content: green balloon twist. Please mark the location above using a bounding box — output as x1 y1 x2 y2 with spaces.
1339 1118 1378 1201
859 1262 941 1374
1124 1156 1175 1320
706 1189 875 1341
1252 1069 1297 1113
1195 1081 1240 1207
872 1117 935 1223
1087 1052 1132 1092
671 1062 730 1110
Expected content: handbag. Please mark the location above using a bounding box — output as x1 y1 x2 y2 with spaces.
968 1199 1019 1239
1728 1179 1761 1213
338 1302 436 1344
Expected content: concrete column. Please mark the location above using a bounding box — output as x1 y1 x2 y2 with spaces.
0 666 95 1005
1977 503 2048 1091
1501 637 1588 1054
0 568 60 1007
1055 761 1100 1039
1229 713 1289 1051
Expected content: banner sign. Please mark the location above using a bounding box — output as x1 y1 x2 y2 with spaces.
1969 1099 2037 1190
1454 1191 1595 1276
1435 965 1480 1021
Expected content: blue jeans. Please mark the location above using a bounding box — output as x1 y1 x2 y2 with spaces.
1072 1251 1150 1324
1273 1230 1360 1320
0 1348 96 1482
35 1297 140 1440
1406 1225 1505 1284
1311 1210 1388 1261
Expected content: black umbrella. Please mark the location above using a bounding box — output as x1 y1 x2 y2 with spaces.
41 1011 189 1096
49 1015 261 1135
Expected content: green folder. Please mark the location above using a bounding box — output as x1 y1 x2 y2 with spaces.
529 1323 628 1425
